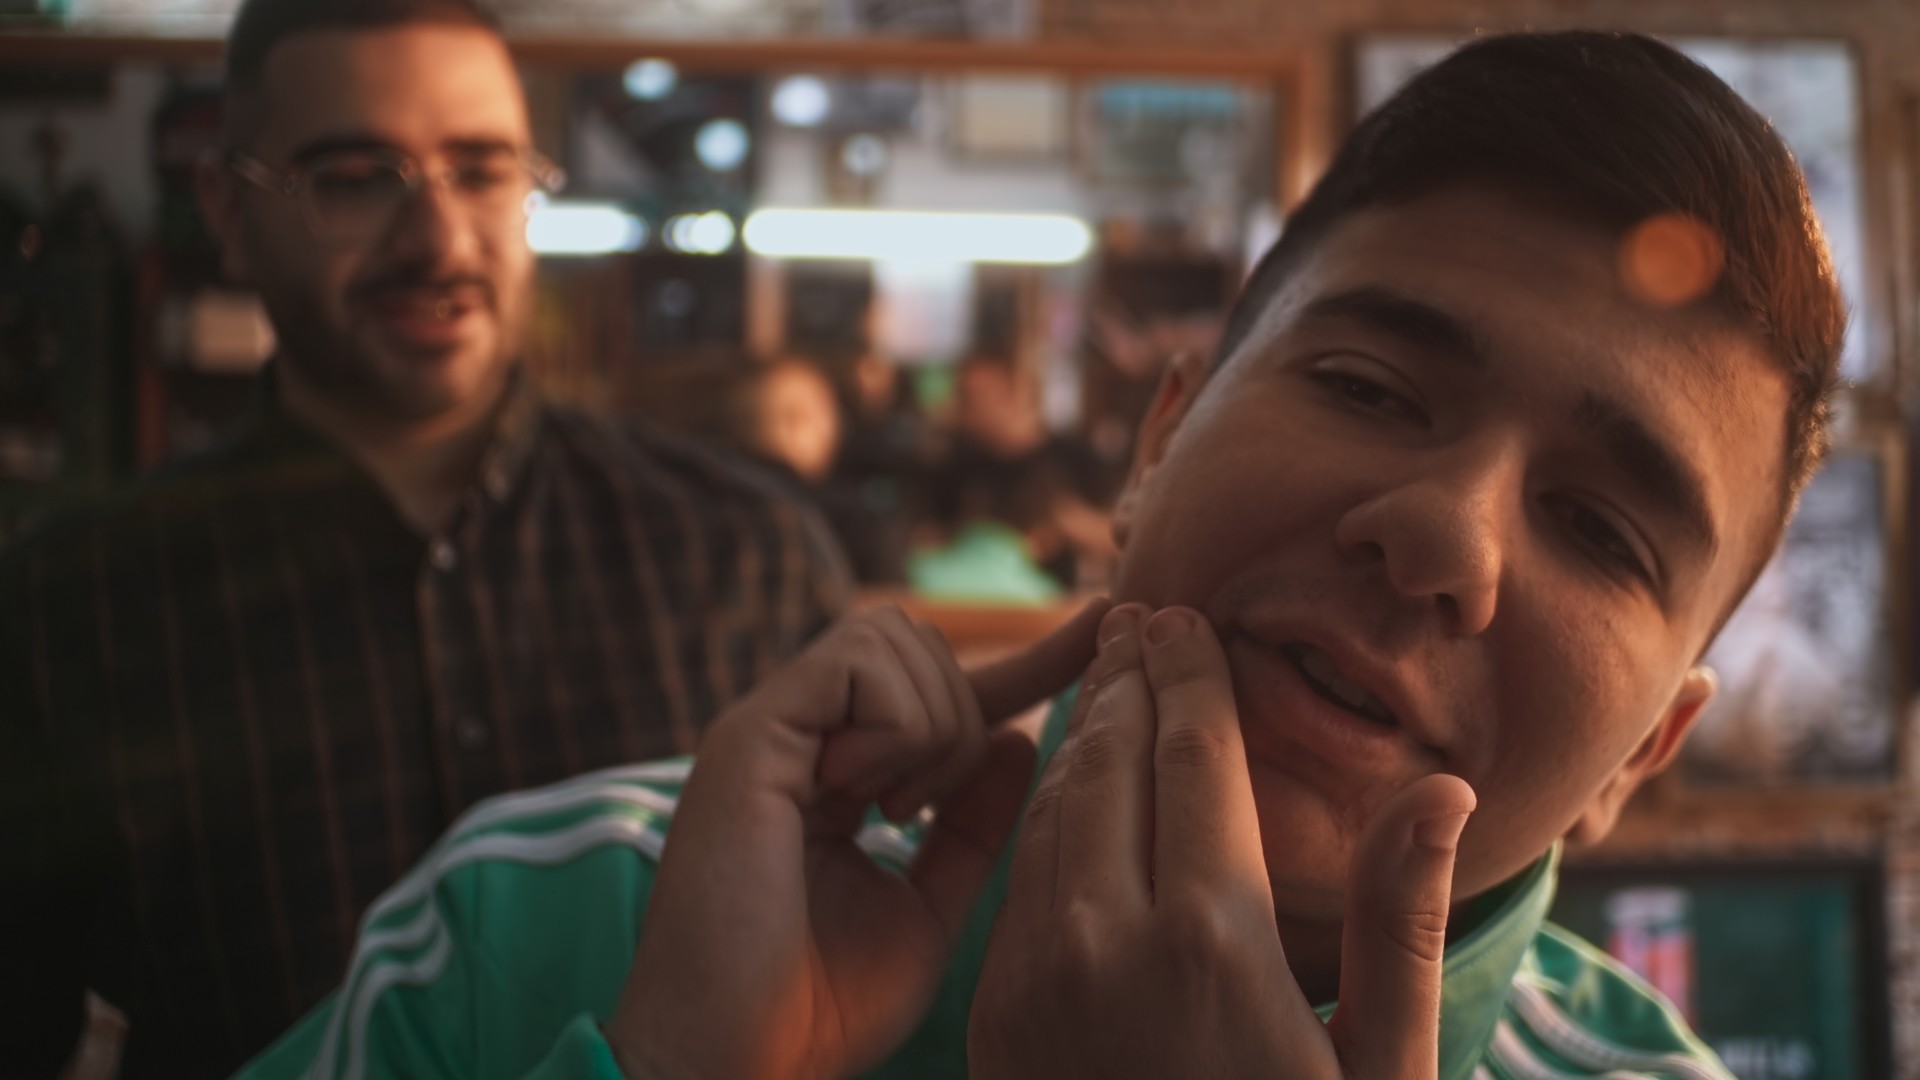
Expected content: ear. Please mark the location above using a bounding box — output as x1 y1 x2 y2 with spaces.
1111 349 1213 550
195 152 253 284
1565 666 1716 847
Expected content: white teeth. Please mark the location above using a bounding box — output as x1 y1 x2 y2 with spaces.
1294 646 1387 716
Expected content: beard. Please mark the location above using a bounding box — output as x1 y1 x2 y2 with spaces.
258 261 523 425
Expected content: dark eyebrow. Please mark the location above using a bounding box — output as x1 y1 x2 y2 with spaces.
1574 392 1720 561
443 137 521 159
287 134 397 166
287 134 521 167
1298 286 1491 372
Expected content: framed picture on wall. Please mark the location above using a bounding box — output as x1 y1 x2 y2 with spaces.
948 74 1069 163
1683 433 1907 785
1553 858 1893 1079
1352 34 1875 383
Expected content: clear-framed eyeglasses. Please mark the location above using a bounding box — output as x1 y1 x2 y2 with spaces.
226 146 567 247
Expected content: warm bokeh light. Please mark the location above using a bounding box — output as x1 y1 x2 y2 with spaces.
1617 212 1725 308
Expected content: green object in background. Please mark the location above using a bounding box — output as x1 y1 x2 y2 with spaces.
0 0 69 18
912 363 957 413
908 520 1063 605
1551 864 1885 1080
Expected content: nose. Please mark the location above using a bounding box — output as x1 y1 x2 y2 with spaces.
382 176 475 265
1332 442 1514 637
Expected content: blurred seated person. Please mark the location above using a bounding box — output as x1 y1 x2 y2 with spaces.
715 355 938 589
723 357 843 487
0 0 849 1074
919 354 1116 599
827 349 936 586
1081 295 1225 483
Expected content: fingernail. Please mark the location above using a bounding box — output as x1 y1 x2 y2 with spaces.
1144 608 1196 646
1413 812 1469 852
1098 604 1144 647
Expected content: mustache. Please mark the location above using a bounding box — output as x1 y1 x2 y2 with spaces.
1212 568 1473 725
349 269 495 306
1214 569 1438 661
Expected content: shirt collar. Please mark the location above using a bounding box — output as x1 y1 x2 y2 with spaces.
1420 844 1557 1080
475 364 544 503
1034 690 1556 1080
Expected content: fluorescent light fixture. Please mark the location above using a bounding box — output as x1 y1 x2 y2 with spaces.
623 58 678 100
743 209 1093 265
772 75 832 127
695 119 751 172
527 200 647 256
664 211 737 255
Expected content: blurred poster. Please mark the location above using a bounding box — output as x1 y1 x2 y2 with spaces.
1354 35 1872 381
821 0 1032 38
1687 447 1900 783
874 258 973 363
1554 862 1890 1080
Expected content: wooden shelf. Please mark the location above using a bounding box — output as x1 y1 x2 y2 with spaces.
0 27 1301 79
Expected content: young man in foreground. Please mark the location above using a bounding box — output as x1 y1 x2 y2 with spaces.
240 30 1841 1080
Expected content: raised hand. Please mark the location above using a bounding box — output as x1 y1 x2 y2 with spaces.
604 600 1110 1080
968 604 1476 1079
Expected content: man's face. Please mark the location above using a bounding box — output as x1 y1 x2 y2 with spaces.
210 25 536 422
1111 187 1788 918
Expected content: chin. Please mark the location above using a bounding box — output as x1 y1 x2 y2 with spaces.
369 346 505 417
1246 756 1361 921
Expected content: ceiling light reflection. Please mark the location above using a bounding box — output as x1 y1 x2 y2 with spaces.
743 209 1093 265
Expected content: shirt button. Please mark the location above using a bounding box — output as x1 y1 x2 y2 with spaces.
429 539 458 572
454 715 490 749
483 464 511 500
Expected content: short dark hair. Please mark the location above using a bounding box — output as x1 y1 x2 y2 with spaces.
225 0 501 89
1218 31 1845 526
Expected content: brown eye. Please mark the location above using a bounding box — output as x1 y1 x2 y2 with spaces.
309 160 406 204
1329 374 1396 409
456 161 517 192
1560 499 1653 581
1310 369 1428 425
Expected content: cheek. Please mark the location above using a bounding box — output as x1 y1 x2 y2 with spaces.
1459 588 1667 883
249 224 354 308
491 242 536 321
1117 420 1333 604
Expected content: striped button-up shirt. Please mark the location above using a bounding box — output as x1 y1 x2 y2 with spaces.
0 369 852 1077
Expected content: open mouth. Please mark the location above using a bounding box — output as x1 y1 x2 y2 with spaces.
1279 643 1399 729
387 293 473 321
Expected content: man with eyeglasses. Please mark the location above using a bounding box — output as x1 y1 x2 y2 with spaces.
0 0 850 1075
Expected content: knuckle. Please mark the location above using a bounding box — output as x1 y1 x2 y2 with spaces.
1021 778 1065 830
1156 725 1231 770
1070 673 1115 722
1378 909 1450 964
1161 897 1239 961
1067 725 1126 775
1054 899 1112 978
840 617 889 654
